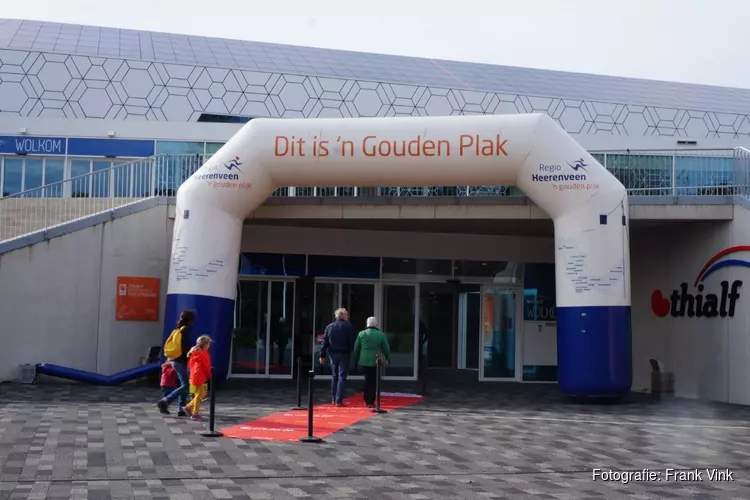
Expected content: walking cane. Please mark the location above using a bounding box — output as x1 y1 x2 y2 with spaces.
372 357 387 414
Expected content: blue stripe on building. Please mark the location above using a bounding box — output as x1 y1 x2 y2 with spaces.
0 136 157 157
67 138 155 157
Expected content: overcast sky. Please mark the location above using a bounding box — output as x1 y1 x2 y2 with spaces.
4 0 749 89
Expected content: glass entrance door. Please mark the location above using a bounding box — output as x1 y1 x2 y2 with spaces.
457 288 481 370
382 283 418 379
479 286 522 380
231 279 295 377
312 281 378 376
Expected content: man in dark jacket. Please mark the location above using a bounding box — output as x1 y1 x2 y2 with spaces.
319 308 357 406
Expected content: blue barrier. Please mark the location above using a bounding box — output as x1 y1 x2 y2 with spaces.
36 362 161 386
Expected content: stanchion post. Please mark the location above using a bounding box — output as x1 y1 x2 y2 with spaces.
299 370 323 443
372 358 387 414
200 367 224 438
290 357 305 411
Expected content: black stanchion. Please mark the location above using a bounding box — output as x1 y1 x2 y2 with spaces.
200 367 224 438
299 370 323 443
372 358 387 414
291 357 305 411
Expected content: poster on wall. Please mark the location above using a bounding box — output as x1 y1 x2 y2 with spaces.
116 277 160 321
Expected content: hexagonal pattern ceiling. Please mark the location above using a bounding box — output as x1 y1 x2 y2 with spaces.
0 48 748 138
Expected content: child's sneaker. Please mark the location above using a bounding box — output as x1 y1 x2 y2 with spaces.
190 414 204 421
181 406 192 418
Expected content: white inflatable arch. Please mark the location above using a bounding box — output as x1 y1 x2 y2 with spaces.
165 113 632 397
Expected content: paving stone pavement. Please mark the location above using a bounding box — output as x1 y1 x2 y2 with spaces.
1 380 750 499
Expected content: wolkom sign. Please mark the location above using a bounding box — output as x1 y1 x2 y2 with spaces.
651 246 746 318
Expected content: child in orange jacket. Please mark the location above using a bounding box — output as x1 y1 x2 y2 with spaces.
182 335 212 421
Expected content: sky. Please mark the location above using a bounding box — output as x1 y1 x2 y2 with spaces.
3 0 750 89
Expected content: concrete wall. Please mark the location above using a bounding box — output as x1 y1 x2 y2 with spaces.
0 197 146 241
0 204 173 382
630 209 750 404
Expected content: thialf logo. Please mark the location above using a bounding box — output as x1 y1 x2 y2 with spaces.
651 246 747 318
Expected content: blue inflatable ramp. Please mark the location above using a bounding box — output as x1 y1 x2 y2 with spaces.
36 362 161 386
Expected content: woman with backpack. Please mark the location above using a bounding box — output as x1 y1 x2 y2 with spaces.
157 310 194 416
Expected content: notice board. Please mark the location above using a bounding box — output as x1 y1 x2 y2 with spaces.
116 276 160 321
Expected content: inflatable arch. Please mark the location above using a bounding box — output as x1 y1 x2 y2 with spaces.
164 113 632 397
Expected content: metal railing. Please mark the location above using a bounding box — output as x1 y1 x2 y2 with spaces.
734 147 750 200
1 149 749 242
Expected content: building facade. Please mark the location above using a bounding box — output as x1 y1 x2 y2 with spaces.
2 18 750 403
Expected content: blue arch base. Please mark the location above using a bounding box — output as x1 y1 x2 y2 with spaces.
556 305 632 398
164 293 235 382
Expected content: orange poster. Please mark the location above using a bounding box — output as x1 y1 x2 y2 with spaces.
116 276 160 321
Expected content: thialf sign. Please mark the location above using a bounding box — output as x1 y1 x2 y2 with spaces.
651 246 748 318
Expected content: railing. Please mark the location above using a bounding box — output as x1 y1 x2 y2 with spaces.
1 149 749 242
735 147 750 200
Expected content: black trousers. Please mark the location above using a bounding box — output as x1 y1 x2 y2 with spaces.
362 366 377 405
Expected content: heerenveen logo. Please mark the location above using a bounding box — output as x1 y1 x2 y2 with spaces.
568 158 587 172
194 156 243 181
224 157 242 172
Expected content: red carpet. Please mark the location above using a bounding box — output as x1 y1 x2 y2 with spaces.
221 392 423 441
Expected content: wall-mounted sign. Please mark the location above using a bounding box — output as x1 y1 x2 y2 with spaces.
0 136 158 157
651 246 746 318
116 276 161 321
0 136 66 155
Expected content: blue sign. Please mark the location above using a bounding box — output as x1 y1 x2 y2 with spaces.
0 136 66 155
67 138 155 158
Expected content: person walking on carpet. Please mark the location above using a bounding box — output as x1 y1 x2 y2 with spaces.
353 316 392 408
319 308 357 406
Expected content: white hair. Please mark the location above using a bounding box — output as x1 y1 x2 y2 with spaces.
334 308 348 319
366 316 378 328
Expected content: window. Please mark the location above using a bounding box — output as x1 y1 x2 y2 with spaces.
238 253 306 276
23 159 43 194
44 159 65 197
3 158 22 196
382 257 452 277
205 142 225 156
154 142 204 195
454 260 513 278
92 161 111 197
0 157 64 197
70 159 91 197
307 255 380 279
155 141 204 155
523 263 556 321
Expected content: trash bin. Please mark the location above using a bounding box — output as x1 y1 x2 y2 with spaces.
650 357 674 398
17 364 36 384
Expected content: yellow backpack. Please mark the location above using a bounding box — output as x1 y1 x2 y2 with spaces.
164 327 184 359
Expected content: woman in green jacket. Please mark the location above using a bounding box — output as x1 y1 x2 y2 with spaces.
353 316 392 407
